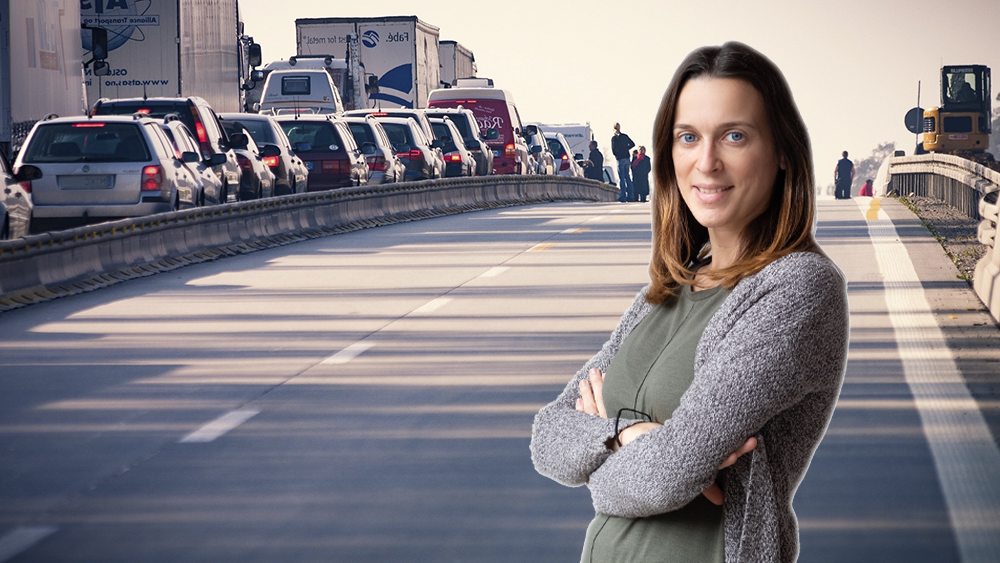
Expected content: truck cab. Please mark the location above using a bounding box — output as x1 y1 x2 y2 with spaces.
257 69 345 116
923 65 992 153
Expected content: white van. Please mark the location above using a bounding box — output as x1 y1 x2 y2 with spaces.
257 69 345 116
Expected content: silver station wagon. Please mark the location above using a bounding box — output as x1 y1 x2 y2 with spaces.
14 115 204 232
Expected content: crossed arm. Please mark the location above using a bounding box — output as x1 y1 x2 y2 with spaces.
575 367 757 505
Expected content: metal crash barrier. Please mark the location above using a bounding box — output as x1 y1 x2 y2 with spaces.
880 153 1000 322
0 175 618 312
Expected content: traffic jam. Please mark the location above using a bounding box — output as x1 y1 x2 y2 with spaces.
1 9 599 240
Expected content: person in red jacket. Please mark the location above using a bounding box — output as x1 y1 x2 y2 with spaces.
859 178 874 197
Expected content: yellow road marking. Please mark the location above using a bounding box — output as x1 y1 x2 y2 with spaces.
866 197 882 221
529 243 555 252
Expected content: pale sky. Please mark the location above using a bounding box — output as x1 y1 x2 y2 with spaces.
240 0 1000 188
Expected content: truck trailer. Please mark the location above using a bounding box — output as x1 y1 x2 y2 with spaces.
534 123 594 160
438 40 476 88
0 0 86 157
80 0 260 113
296 16 440 109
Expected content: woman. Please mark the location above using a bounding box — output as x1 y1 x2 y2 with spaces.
530 41 849 563
631 146 651 202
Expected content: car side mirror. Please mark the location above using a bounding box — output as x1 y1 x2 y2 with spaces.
92 60 111 77
485 128 499 140
395 143 411 154
574 153 583 160
13 165 42 181
293 141 312 153
531 145 542 155
209 153 228 166
229 133 249 150
431 139 444 149
249 43 262 67
361 142 377 155
260 143 281 157
181 151 200 163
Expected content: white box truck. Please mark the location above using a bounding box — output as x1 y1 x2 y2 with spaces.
0 0 86 156
80 0 260 113
535 123 593 159
296 16 440 110
438 40 475 87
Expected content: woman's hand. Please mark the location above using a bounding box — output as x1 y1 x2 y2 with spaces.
702 436 757 505
575 368 609 418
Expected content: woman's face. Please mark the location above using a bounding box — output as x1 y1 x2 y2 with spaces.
671 77 779 241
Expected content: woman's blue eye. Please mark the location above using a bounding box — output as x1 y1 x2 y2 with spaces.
680 133 696 143
727 132 745 142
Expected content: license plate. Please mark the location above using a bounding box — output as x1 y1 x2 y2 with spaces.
305 161 315 170
493 149 502 158
58 175 114 189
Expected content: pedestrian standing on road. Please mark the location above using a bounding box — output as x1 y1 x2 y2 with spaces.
612 123 635 202
583 140 605 182
859 178 874 197
631 146 651 202
834 150 854 199
531 41 850 563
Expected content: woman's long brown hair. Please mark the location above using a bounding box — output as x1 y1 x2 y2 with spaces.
647 41 817 305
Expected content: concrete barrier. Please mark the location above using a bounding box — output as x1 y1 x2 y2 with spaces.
883 154 1000 322
0 175 618 311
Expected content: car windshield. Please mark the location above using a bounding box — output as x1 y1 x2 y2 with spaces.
234 119 275 145
278 121 343 153
547 139 566 158
379 123 415 148
431 115 473 140
22 122 151 163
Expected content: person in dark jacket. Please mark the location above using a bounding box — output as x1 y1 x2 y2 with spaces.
611 123 635 202
834 151 854 199
583 140 605 182
631 146 651 202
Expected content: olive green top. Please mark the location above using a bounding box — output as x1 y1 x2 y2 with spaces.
582 285 731 563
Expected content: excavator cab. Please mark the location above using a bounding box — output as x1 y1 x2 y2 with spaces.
923 65 991 153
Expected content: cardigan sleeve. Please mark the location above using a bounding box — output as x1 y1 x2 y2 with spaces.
586 254 849 517
530 288 651 487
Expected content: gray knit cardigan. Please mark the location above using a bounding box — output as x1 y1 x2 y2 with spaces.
530 251 850 563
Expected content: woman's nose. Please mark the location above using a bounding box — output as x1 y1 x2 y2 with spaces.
695 143 721 173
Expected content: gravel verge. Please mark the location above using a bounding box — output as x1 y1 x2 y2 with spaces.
894 194 989 284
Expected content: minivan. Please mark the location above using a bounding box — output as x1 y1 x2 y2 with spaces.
427 83 530 175
257 69 345 116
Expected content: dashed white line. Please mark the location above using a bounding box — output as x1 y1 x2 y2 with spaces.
411 297 452 314
860 197 1000 561
478 266 509 278
179 409 260 443
0 526 57 562
320 341 376 365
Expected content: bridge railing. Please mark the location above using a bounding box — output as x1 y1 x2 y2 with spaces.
0 175 618 312
878 153 1000 322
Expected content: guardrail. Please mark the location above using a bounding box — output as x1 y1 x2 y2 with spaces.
0 175 618 312
879 153 1000 322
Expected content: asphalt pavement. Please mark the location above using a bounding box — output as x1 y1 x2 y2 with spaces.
0 197 997 562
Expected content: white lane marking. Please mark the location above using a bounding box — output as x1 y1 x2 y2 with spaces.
179 409 260 443
0 526 57 562
560 227 591 234
478 267 509 278
321 341 375 365
860 198 1000 561
412 297 452 315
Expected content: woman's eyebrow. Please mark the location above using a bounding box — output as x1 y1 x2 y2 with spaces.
673 121 760 131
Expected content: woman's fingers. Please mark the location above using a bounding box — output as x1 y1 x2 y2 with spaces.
589 369 607 418
719 436 758 469
578 380 598 415
702 482 723 506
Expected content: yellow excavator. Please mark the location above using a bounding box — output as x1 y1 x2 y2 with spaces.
922 65 992 161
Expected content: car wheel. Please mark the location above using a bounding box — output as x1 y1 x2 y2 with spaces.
1 215 9 240
219 182 228 204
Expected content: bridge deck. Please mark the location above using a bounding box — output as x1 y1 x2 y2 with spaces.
0 197 997 562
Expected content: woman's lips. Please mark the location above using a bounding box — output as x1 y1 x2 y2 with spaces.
694 184 733 202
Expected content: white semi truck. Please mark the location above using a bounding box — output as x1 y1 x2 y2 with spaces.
438 40 476 88
0 0 86 157
295 16 441 110
80 0 261 113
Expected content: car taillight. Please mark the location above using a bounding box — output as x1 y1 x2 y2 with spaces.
262 155 279 168
560 154 570 171
505 143 515 158
366 155 387 171
322 160 345 174
190 106 210 156
141 165 164 191
398 149 423 163
18 180 32 193
72 122 105 128
446 153 462 162
237 154 252 173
